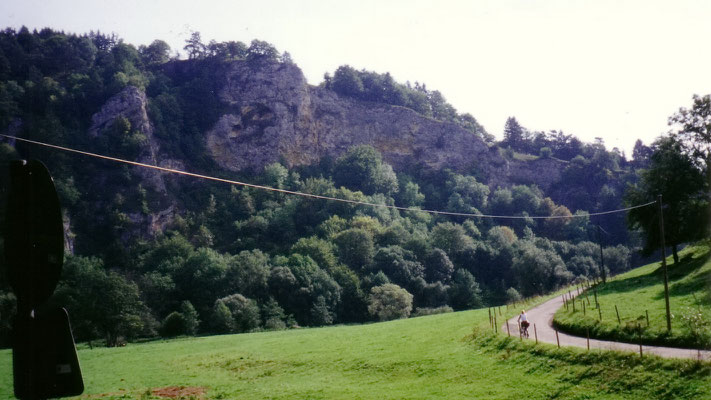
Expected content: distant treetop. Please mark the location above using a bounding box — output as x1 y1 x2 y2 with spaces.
323 65 492 141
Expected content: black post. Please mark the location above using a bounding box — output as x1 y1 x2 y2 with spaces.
658 195 672 332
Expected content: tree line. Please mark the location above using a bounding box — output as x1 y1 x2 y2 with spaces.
1 27 707 347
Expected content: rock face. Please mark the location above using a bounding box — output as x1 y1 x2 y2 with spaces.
93 59 568 194
88 86 168 192
88 86 181 239
490 157 566 192
205 60 500 176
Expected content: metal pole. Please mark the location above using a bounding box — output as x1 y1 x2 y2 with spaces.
658 194 672 332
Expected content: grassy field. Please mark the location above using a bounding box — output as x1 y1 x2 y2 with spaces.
1 297 709 399
554 240 711 348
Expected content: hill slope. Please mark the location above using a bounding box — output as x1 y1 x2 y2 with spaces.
554 241 711 348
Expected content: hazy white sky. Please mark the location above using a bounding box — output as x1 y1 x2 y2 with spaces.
3 0 711 156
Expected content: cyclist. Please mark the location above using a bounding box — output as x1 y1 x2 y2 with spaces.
518 310 530 338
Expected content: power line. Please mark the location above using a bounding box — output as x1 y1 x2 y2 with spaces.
1 134 656 219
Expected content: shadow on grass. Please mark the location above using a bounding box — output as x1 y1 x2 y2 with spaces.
654 252 710 301
597 251 709 298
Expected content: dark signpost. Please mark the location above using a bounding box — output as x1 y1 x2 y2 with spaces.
4 159 83 399
657 194 672 332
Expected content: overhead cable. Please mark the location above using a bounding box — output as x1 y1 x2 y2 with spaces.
0 134 656 219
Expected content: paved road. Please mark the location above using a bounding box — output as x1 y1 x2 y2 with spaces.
503 294 711 360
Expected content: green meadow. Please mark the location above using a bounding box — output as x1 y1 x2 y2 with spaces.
554 241 711 348
1 297 710 400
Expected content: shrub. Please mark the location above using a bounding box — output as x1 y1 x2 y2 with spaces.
367 284 413 321
159 312 187 337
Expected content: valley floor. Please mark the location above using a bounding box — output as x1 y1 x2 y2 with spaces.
1 305 709 400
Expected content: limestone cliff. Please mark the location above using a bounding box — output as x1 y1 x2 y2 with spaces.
89 86 167 192
204 59 499 176
93 59 567 197
87 86 178 238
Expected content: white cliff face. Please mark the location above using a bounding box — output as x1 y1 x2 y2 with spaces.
204 59 499 176
92 60 567 201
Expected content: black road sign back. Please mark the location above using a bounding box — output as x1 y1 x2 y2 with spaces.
3 159 83 399
4 159 64 311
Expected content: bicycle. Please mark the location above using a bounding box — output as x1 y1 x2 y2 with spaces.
520 321 530 338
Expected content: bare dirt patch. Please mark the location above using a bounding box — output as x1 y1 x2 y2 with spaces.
151 386 207 399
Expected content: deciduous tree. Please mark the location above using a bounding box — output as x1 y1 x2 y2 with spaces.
625 137 708 263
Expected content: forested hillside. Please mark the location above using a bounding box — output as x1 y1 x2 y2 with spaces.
0 28 664 347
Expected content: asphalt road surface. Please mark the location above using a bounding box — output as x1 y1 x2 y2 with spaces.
504 294 711 360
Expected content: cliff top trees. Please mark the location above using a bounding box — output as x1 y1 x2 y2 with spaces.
502 117 526 151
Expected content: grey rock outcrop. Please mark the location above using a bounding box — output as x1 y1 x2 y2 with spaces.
89 86 168 192
206 60 500 175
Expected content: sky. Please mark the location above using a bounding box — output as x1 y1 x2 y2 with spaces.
3 0 711 156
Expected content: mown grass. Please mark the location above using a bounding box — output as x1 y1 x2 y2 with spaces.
1 298 709 400
554 240 711 348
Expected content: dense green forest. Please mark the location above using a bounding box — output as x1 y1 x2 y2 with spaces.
0 27 707 347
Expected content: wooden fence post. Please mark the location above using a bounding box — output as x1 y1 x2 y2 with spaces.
534 323 538 344
598 306 602 321
646 310 650 328
555 328 560 348
494 313 498 334
615 305 621 324
586 328 590 351
507 322 511 337
583 301 586 316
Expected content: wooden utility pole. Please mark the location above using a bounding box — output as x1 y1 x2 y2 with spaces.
658 195 672 332
597 224 607 284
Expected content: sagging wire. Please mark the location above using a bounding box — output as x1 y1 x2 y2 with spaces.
0 134 656 220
